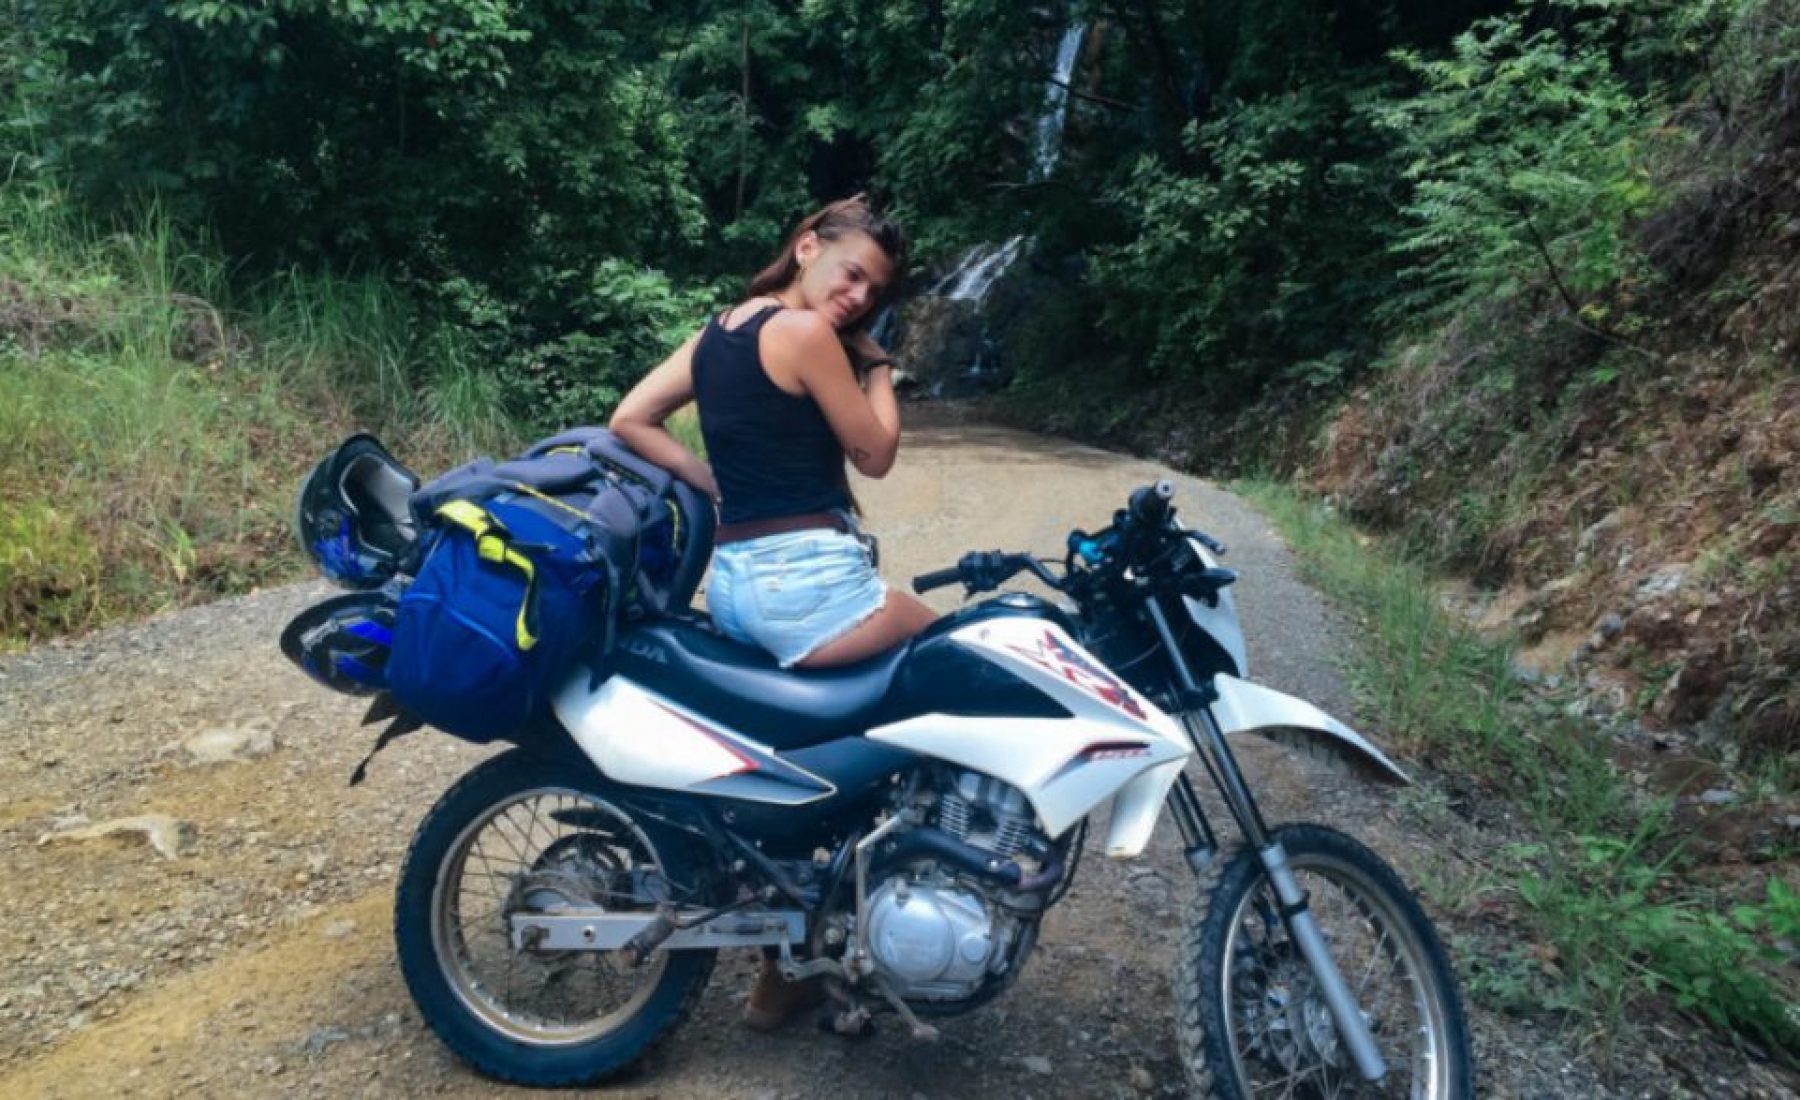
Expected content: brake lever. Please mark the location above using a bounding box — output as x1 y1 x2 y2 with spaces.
1180 567 1239 607
1187 529 1227 556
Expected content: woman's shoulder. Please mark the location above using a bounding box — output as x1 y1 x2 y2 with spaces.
759 309 846 391
761 307 836 349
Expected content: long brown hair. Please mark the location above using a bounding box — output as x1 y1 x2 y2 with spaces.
747 194 908 319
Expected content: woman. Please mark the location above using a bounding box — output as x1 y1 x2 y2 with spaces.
611 195 938 671
612 196 936 1031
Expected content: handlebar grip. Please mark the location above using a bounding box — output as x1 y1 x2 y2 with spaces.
912 566 964 594
1128 480 1176 525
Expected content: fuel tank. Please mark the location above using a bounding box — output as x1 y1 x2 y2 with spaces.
874 592 1075 724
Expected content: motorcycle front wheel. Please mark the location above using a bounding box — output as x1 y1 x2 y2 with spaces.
394 749 716 1087
1174 823 1473 1099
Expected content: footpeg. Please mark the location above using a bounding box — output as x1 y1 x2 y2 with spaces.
828 1004 876 1037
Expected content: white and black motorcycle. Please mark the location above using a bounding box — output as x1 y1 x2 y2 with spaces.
362 478 1471 1098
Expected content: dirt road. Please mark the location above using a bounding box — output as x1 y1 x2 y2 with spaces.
0 417 1787 1099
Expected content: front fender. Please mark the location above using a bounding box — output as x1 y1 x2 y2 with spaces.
1209 674 1410 786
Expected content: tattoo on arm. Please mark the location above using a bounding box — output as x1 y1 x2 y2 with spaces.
851 447 871 465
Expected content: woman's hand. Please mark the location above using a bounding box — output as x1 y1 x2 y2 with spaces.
843 330 890 378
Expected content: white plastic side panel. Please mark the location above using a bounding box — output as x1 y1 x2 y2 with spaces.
1209 674 1411 785
954 617 1188 742
867 619 1192 837
553 676 756 791
1101 758 1186 858
867 714 1186 837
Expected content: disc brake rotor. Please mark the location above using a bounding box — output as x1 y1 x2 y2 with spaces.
1236 938 1347 1075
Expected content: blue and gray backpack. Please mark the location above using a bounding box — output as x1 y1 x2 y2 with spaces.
283 428 715 745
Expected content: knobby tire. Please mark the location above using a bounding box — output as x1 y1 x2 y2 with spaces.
1174 823 1473 1099
393 749 715 1086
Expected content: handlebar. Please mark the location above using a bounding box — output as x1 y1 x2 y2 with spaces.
912 551 1061 596
913 481 1230 601
911 565 964 594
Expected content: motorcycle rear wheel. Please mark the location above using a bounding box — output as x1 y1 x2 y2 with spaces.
394 749 716 1086
1174 824 1473 1099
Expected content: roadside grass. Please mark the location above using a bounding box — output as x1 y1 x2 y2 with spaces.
1238 480 1800 1063
0 180 525 648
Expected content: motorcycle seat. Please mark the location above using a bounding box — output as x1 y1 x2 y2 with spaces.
608 619 910 750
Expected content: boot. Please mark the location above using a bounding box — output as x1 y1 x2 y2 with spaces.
743 958 827 1031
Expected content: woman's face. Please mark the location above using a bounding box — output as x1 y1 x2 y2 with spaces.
792 230 893 330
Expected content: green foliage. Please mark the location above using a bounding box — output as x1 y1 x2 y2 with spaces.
5 0 1094 426
1695 0 1800 143
1091 81 1397 393
1244 478 1800 1058
0 501 100 644
1016 0 1771 411
0 177 519 643
1065 0 1468 400
7 0 1773 427
427 259 716 435
1376 4 1675 321
9 0 703 281
1517 833 1800 1056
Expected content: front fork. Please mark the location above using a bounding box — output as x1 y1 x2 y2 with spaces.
1146 597 1389 1084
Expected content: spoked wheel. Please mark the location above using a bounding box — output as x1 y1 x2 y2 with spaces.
1175 824 1473 1099
395 749 716 1086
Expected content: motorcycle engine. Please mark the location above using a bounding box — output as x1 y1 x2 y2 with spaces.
864 771 1041 1002
934 770 1036 858
865 876 1002 1000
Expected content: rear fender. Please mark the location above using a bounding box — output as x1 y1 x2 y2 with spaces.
1209 674 1410 786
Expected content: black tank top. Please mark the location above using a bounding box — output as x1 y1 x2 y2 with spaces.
691 305 850 525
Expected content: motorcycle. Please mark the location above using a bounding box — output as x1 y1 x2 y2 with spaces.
369 479 1472 1097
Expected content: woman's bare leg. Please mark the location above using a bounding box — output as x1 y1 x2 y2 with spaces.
796 589 938 669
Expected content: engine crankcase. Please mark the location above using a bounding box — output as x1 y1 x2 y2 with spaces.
866 877 999 1001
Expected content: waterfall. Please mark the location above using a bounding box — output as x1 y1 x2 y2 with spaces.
1031 23 1087 180
931 235 1025 302
930 23 1086 305
901 18 1087 396
867 304 898 348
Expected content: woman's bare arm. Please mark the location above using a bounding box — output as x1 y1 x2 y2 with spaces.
761 311 900 478
608 330 720 500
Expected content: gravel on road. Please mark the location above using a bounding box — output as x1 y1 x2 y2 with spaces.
1 415 1789 1099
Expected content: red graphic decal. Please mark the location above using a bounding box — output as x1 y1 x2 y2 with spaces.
1082 740 1153 762
1005 630 1148 720
651 700 757 776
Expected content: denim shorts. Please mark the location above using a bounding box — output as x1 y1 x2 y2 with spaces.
707 527 888 667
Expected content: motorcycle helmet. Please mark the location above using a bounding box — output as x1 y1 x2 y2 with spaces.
279 591 398 696
294 434 420 589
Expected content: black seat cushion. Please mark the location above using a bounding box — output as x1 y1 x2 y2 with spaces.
609 620 910 750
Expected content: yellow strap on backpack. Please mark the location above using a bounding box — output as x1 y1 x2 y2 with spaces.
435 500 540 651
